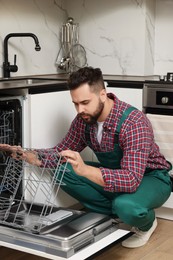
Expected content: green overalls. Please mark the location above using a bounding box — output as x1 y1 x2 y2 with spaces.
59 107 172 231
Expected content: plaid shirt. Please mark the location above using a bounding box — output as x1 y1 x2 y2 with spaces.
51 93 170 193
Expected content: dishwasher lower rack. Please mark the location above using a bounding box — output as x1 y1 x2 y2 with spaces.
0 148 74 233
0 149 122 258
0 110 14 144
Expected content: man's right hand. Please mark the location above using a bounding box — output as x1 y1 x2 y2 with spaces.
0 144 41 166
19 150 42 166
0 144 20 153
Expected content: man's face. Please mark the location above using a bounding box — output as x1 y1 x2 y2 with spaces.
70 83 106 124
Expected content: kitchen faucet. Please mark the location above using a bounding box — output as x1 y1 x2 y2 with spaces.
3 33 41 78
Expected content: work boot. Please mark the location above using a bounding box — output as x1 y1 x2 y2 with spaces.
122 218 157 248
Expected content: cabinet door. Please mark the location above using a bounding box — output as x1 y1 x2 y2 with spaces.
107 87 143 110
29 90 75 148
28 91 78 207
28 90 94 207
29 90 93 158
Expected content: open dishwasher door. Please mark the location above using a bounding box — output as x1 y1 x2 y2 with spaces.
0 149 130 259
0 209 129 259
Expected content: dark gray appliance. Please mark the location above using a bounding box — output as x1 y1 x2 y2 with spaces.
0 97 23 201
143 83 173 115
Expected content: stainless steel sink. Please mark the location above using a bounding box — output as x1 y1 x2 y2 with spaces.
0 77 67 95
25 78 53 85
0 77 66 87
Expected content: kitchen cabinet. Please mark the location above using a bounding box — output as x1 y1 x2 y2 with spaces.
25 90 77 207
28 90 75 149
25 89 94 207
107 86 143 110
27 89 93 157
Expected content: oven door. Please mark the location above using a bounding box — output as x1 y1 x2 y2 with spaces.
143 84 173 115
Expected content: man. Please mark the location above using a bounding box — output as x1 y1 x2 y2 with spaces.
0 67 172 248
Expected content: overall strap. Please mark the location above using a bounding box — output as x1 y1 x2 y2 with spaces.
85 124 92 146
116 106 137 133
85 106 137 145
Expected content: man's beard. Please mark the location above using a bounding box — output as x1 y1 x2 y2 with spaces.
79 100 104 125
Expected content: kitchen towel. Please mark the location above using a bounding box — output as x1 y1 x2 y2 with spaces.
147 113 173 176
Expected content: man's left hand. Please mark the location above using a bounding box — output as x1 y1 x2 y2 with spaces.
60 149 105 187
60 150 87 176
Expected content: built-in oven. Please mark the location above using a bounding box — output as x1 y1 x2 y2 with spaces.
143 83 173 115
143 83 173 220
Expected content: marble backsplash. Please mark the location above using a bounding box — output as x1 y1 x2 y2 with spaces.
0 0 173 77
66 0 173 76
0 0 65 77
66 0 156 76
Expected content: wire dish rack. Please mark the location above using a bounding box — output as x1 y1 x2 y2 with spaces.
0 110 14 144
0 149 73 234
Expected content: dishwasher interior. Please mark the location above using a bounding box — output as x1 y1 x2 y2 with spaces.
0 97 22 201
0 96 129 259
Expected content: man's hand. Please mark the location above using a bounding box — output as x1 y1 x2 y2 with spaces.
60 150 105 187
0 144 20 154
14 150 42 166
0 144 41 166
60 150 87 176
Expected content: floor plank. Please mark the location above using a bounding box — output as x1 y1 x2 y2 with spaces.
94 218 173 260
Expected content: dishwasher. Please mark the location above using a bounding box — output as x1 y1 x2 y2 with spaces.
0 96 129 260
143 82 173 220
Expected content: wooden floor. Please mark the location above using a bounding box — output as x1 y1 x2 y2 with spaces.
0 218 173 259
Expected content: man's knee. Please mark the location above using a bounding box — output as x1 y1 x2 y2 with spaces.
112 196 148 224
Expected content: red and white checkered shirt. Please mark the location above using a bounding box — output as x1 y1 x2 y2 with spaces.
51 93 170 193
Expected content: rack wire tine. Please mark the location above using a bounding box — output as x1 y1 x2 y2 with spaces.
0 148 70 233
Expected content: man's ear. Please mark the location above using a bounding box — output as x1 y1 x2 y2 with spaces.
100 89 107 102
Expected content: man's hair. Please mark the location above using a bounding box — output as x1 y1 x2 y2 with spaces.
68 66 105 92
